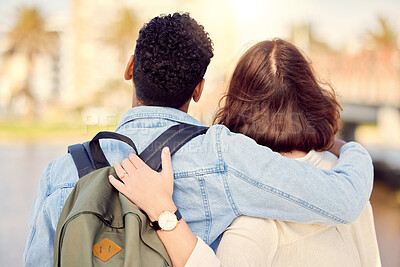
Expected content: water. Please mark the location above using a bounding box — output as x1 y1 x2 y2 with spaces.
0 143 66 266
1 144 399 266
370 181 400 267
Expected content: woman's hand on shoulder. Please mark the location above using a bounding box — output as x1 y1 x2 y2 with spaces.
328 139 346 157
109 147 177 221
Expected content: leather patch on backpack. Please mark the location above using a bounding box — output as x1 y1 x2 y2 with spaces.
93 238 122 262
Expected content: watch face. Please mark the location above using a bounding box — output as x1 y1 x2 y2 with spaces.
158 211 178 231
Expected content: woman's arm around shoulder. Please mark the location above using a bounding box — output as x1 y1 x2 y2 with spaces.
109 148 220 267
217 126 373 225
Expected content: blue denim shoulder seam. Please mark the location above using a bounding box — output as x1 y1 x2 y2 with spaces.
214 125 225 166
42 198 54 227
43 161 56 224
222 168 241 217
215 125 241 216
47 183 76 196
45 160 55 197
227 166 349 224
173 165 226 179
198 177 212 244
60 188 69 218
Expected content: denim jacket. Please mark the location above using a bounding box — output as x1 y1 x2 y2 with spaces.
24 106 374 266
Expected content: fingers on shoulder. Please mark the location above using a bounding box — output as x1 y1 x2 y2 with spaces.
108 174 125 192
129 152 146 169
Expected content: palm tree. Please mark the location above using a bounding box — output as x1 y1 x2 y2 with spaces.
363 16 400 108
104 8 139 63
364 15 398 50
289 22 333 53
4 6 58 118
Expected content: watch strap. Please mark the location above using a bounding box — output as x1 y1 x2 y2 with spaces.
151 220 161 231
175 209 182 221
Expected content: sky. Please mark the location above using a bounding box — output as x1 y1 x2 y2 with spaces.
0 0 69 33
231 0 400 49
0 0 69 17
307 0 400 48
0 0 399 49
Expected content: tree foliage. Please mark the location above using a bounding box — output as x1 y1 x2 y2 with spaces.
104 8 139 62
5 6 58 59
4 6 58 119
365 15 398 50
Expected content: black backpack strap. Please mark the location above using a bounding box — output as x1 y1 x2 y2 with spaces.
68 132 138 178
68 124 208 177
139 123 208 171
68 143 95 178
89 131 139 169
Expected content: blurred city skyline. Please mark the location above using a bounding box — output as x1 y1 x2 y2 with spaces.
0 0 399 148
1 0 400 49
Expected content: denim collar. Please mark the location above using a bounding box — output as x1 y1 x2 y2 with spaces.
115 106 206 131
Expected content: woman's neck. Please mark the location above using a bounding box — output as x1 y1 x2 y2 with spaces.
279 150 308 159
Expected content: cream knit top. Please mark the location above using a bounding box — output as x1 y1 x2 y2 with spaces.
185 150 381 267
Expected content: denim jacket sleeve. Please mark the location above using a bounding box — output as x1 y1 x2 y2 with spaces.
24 161 56 267
217 126 373 225
24 156 76 267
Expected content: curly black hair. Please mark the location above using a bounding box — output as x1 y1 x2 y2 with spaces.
132 12 214 108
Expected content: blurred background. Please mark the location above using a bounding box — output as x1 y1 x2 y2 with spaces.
0 0 399 266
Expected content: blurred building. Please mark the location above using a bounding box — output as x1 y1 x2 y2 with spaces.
289 22 400 148
70 0 238 124
0 0 399 146
313 44 400 147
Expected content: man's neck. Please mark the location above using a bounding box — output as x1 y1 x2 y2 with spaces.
132 100 190 114
178 101 190 113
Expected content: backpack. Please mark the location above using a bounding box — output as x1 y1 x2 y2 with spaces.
53 123 208 267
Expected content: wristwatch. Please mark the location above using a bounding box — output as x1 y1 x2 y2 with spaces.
150 209 182 231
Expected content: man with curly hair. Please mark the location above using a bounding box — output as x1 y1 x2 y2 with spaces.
25 12 373 266
131 13 213 109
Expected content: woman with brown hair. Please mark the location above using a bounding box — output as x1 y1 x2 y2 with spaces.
211 39 380 267
214 39 340 156
110 39 380 266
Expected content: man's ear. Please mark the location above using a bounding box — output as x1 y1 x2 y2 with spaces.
192 79 205 103
124 55 134 80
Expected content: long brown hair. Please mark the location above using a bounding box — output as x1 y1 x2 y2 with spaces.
214 39 341 153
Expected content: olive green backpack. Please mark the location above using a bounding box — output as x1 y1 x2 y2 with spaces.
53 124 208 266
